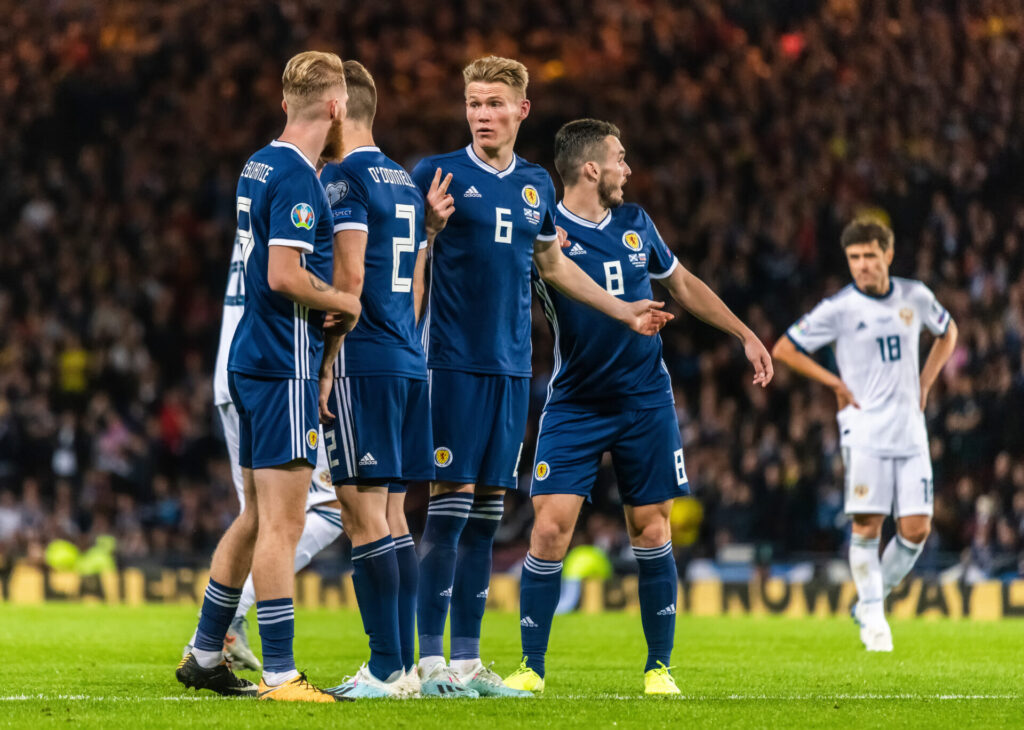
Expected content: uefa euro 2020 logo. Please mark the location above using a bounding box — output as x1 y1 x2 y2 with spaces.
291 202 315 230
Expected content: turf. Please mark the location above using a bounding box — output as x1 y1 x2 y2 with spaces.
0 605 1019 728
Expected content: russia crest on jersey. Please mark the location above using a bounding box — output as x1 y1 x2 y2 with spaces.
291 202 315 229
522 185 540 208
622 230 642 251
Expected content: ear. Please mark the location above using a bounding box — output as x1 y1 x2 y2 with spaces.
281 99 288 114
884 246 895 266
518 97 531 121
583 160 600 183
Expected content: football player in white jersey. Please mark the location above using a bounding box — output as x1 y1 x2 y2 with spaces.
181 236 345 671
773 219 957 651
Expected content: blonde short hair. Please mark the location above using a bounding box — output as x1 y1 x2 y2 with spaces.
463 56 529 98
343 60 377 125
282 51 346 114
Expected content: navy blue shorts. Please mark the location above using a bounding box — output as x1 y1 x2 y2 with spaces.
429 369 529 489
325 375 434 486
530 404 690 506
229 372 320 469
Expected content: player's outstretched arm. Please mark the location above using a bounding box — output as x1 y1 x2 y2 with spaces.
772 335 859 409
658 262 772 387
919 318 958 410
533 234 673 336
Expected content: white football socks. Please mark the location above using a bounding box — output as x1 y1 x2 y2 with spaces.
881 533 925 597
849 534 884 621
451 658 481 676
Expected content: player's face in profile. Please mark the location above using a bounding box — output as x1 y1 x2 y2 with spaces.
465 82 525 152
597 136 630 209
320 87 348 163
844 240 893 294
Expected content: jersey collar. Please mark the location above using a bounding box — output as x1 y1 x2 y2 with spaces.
465 144 517 178
270 139 316 171
557 201 612 230
344 145 381 158
852 280 894 300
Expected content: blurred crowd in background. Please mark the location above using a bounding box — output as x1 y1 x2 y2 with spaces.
2 0 1024 581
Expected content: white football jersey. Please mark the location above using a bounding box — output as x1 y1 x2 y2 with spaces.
213 237 245 406
786 277 951 457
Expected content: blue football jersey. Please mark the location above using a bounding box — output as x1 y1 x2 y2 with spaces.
321 146 428 379
228 140 333 380
537 202 679 412
411 145 558 376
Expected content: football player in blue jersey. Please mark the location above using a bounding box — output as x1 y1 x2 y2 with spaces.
410 58 672 697
502 119 773 696
315 61 457 699
177 52 361 703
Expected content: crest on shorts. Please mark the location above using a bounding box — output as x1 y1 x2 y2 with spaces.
535 461 550 481
853 484 869 499
899 307 914 326
306 429 318 449
522 185 540 208
291 203 315 230
316 470 332 487
434 447 453 468
622 230 642 251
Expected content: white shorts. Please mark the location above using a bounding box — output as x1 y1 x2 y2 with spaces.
842 447 933 517
217 402 335 512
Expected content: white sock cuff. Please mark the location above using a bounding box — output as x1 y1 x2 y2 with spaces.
632 541 673 560
895 533 924 552
850 534 880 550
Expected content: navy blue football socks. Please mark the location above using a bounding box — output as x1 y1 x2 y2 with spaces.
450 494 504 660
393 533 419 672
195 578 241 657
634 541 677 672
351 535 402 681
519 553 563 678
417 492 473 658
256 597 296 674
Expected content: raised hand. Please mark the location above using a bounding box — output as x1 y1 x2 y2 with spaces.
556 225 570 248
425 167 455 236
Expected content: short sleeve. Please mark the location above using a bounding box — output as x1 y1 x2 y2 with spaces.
915 283 951 336
410 158 434 196
535 175 558 242
321 163 369 234
786 299 839 354
268 171 324 252
645 213 678 280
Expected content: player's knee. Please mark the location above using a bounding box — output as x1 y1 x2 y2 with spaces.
900 520 931 545
851 515 883 539
530 519 570 560
631 519 670 549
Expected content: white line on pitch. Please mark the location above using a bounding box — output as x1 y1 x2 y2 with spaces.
0 693 1020 702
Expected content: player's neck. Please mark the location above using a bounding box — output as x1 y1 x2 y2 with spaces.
561 187 608 225
471 141 515 171
342 129 375 158
277 121 329 169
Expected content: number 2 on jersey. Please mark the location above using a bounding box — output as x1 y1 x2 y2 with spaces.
392 203 416 293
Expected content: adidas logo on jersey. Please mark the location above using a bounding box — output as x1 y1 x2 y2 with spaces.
657 603 676 616
567 242 587 256
359 453 377 466
476 588 489 599
440 586 453 597
520 616 538 628
464 186 482 198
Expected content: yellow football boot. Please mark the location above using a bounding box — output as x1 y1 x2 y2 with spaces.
257 673 343 702
503 659 545 693
643 663 680 695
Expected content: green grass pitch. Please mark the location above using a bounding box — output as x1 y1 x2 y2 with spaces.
0 605 1019 728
